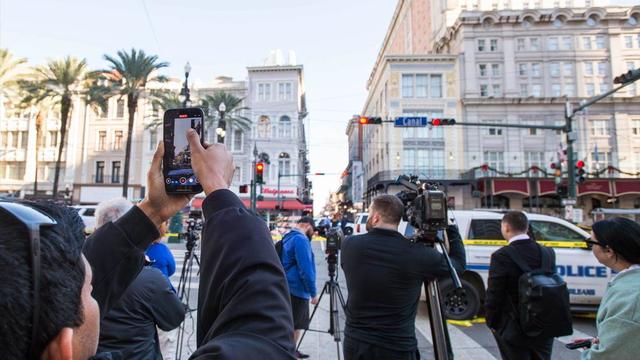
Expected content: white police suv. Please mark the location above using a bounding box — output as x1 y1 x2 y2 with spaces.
395 210 605 320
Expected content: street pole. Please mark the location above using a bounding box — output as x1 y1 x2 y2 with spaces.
565 101 576 200
277 171 282 211
180 62 191 108
250 144 259 212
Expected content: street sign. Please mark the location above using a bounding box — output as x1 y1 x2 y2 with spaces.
565 205 574 222
573 208 584 224
394 116 428 127
561 199 577 206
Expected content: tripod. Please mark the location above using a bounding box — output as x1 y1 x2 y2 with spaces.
175 234 200 360
296 251 347 359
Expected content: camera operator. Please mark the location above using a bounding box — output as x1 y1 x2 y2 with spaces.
341 195 465 360
0 131 296 359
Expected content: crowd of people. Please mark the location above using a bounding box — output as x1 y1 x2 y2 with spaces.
1 127 640 360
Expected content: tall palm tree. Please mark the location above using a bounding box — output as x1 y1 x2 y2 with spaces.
0 49 27 99
101 48 168 197
20 56 89 199
201 91 251 143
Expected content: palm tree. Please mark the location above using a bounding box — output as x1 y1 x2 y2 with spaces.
0 49 27 99
145 90 183 129
20 56 89 199
201 91 251 143
101 48 168 197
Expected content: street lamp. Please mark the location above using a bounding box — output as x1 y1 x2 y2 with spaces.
178 62 191 107
216 101 226 143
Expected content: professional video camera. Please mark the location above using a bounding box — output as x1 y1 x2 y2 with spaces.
322 226 344 277
396 175 448 243
180 209 203 251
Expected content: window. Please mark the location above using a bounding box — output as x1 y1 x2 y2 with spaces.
116 99 125 118
523 1 529 9
550 63 560 77
478 39 486 52
563 63 573 77
584 62 594 76
637 34 640 48
520 84 528 97
517 38 526 51
114 130 123 150
479 64 487 77
530 38 540 51
480 84 489 97
490 39 498 51
628 61 637 71
548 37 559 50
98 131 106 151
491 64 501 77
524 152 544 169
564 84 575 97
551 84 562 97
20 132 28 149
582 37 592 50
591 151 612 170
590 120 610 136
531 84 542 97
486 121 503 136
402 74 414 98
7 131 16 148
430 75 442 98
595 36 605 49
597 62 607 76
111 161 121 183
278 153 291 176
586 83 595 96
562 37 573 50
257 115 270 139
95 161 105 183
599 83 608 94
233 129 243 151
492 84 502 97
279 115 291 138
98 104 108 118
469 220 504 240
632 119 640 135
518 63 528 76
484 151 505 171
49 131 58 147
149 130 157 151
7 162 26 180
415 74 428 97
258 83 271 101
530 221 585 242
625 36 634 48
531 63 541 77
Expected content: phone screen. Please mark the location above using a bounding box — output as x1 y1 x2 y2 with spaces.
163 108 204 194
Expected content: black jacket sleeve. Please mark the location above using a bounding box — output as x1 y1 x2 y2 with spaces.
191 189 296 359
421 225 466 281
484 250 509 330
83 206 160 317
144 268 187 331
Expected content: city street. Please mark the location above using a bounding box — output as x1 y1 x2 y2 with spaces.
167 240 597 360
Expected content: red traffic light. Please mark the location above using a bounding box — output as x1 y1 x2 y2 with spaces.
256 163 265 172
357 116 383 125
429 118 456 126
359 116 368 125
576 160 585 169
432 118 442 126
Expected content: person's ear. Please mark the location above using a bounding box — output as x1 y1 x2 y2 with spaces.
42 327 73 360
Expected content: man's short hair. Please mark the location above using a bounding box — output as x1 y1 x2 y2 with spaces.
0 201 86 359
95 197 133 228
370 195 404 225
502 211 529 233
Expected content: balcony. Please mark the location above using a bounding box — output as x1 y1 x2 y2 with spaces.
367 168 464 187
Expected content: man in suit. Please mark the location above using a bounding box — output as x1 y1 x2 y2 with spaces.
485 211 556 360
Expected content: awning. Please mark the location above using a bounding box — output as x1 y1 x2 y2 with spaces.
578 180 612 196
240 199 313 210
492 179 530 196
537 179 558 196
614 180 640 196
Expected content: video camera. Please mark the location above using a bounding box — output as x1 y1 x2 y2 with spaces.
181 209 203 251
321 226 344 277
395 175 448 242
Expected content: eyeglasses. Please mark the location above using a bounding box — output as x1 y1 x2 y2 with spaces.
0 201 57 359
584 238 603 249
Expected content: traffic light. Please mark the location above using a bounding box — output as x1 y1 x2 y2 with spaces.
551 162 562 183
429 118 456 126
239 184 248 193
256 162 265 184
357 116 383 125
614 69 640 85
575 160 586 184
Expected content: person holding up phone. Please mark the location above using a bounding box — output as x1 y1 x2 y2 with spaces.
569 217 640 359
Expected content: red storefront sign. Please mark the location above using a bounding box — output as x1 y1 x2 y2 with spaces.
613 180 640 196
578 180 612 196
537 179 558 196
492 179 530 196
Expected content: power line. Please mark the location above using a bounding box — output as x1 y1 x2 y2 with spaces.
141 0 162 55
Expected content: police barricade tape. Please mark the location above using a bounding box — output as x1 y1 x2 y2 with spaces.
447 317 486 328
463 239 587 249
271 234 325 241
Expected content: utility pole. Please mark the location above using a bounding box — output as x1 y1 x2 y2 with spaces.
250 144 258 212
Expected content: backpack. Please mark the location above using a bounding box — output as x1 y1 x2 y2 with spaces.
274 232 295 271
503 244 573 339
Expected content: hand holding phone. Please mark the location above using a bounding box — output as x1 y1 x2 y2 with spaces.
163 108 205 194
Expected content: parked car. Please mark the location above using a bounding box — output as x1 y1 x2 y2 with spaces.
353 212 369 235
73 205 97 234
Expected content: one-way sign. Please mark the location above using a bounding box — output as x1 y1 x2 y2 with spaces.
394 116 428 127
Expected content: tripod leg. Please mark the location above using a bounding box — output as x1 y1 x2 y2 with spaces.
296 282 329 352
425 280 453 360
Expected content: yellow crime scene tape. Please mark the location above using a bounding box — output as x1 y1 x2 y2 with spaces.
463 239 588 249
447 317 486 327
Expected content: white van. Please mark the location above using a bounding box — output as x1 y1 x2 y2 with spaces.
389 210 605 319
353 212 369 235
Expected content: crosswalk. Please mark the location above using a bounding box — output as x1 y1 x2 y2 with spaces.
165 244 594 360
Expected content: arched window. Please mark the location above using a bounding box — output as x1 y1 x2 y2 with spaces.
279 115 291 138
278 152 291 177
258 115 270 138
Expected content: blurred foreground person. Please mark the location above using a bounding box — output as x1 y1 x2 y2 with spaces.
95 198 185 359
0 132 295 359
575 218 640 359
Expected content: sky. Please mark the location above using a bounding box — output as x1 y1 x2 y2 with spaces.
0 0 396 213
0 0 636 213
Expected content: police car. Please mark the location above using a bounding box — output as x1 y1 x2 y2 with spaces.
391 210 606 320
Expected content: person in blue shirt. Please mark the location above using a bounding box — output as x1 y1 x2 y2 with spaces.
281 216 318 359
146 221 176 285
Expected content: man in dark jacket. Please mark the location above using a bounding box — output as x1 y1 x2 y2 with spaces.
341 195 466 360
0 134 296 359
485 211 556 360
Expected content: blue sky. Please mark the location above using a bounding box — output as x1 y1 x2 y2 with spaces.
0 0 636 212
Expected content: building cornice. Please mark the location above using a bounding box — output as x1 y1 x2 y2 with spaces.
247 65 304 73
461 96 639 106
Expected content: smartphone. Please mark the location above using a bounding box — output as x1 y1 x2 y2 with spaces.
163 107 205 194
565 339 593 350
